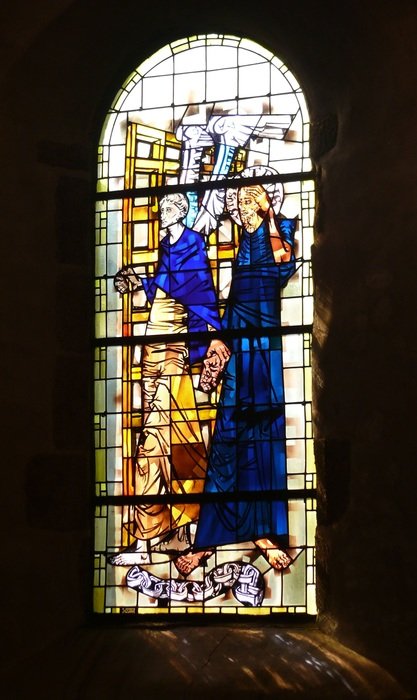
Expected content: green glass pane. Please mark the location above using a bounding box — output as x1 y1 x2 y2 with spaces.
95 449 105 482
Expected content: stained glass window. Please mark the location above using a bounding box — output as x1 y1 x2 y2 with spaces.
94 34 316 617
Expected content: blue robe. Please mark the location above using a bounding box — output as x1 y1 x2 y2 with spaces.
141 227 221 364
195 218 296 548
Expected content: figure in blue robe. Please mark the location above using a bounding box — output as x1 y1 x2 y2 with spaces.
194 215 296 550
142 225 221 363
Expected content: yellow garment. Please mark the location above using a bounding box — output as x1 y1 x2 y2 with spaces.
131 288 206 541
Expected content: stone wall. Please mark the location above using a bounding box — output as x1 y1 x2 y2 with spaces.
1 0 416 694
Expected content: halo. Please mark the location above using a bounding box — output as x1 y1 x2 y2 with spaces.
225 166 284 226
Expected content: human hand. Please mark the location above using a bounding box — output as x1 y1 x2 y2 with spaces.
114 266 142 294
238 185 270 213
206 339 231 371
255 186 271 213
199 339 231 393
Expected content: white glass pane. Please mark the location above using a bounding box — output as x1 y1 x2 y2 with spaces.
238 62 270 98
206 68 237 102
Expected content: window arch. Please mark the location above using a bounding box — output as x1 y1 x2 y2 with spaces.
94 34 316 617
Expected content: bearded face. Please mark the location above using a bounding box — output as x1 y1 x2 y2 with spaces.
237 185 270 233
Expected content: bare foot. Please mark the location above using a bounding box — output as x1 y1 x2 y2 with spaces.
174 549 213 576
254 538 293 571
152 525 191 554
108 540 151 566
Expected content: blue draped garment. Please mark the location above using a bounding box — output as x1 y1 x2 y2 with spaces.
195 218 297 548
141 227 221 364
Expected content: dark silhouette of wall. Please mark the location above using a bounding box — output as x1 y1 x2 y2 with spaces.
1 1 416 696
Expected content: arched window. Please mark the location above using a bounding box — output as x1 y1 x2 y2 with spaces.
94 34 316 617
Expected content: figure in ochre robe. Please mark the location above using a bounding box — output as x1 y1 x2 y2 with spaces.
110 193 229 566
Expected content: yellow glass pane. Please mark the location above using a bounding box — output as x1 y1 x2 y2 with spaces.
95 312 106 338
93 587 105 613
95 449 105 482
306 439 315 473
307 584 317 615
307 511 317 545
94 380 105 413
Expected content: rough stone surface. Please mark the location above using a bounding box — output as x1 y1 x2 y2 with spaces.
310 115 338 161
1 1 417 697
0 625 411 699
26 453 90 531
55 176 92 265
